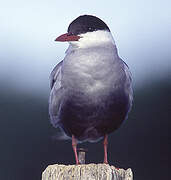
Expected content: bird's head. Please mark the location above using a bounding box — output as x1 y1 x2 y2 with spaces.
55 15 115 49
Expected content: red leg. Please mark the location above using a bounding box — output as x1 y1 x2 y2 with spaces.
72 135 79 164
103 134 108 164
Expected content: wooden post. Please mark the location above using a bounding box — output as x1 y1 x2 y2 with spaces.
42 164 133 180
42 147 133 179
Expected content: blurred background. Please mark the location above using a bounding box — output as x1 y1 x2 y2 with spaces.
1 0 170 179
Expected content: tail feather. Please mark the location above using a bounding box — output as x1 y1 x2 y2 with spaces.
51 130 71 141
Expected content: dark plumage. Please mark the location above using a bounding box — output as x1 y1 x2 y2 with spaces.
68 15 110 35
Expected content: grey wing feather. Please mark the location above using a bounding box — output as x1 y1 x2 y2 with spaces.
49 60 63 127
122 60 133 110
50 60 63 89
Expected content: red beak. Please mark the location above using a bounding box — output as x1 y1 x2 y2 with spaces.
55 33 81 42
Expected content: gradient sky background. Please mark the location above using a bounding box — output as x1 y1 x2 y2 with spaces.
1 0 170 95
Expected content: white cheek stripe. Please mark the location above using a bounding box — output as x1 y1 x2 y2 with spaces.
69 30 115 49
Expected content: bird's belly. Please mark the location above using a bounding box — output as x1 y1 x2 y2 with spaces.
58 86 130 142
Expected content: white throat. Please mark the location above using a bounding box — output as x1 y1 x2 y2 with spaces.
69 30 115 50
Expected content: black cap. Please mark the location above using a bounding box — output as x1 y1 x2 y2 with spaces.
68 15 110 35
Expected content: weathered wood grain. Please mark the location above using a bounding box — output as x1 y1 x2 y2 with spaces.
42 164 133 180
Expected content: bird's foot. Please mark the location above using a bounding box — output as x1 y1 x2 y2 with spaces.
103 160 108 164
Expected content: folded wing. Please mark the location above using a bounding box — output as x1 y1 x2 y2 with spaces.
49 60 63 127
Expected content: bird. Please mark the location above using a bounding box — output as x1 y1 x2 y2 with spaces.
49 15 133 164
